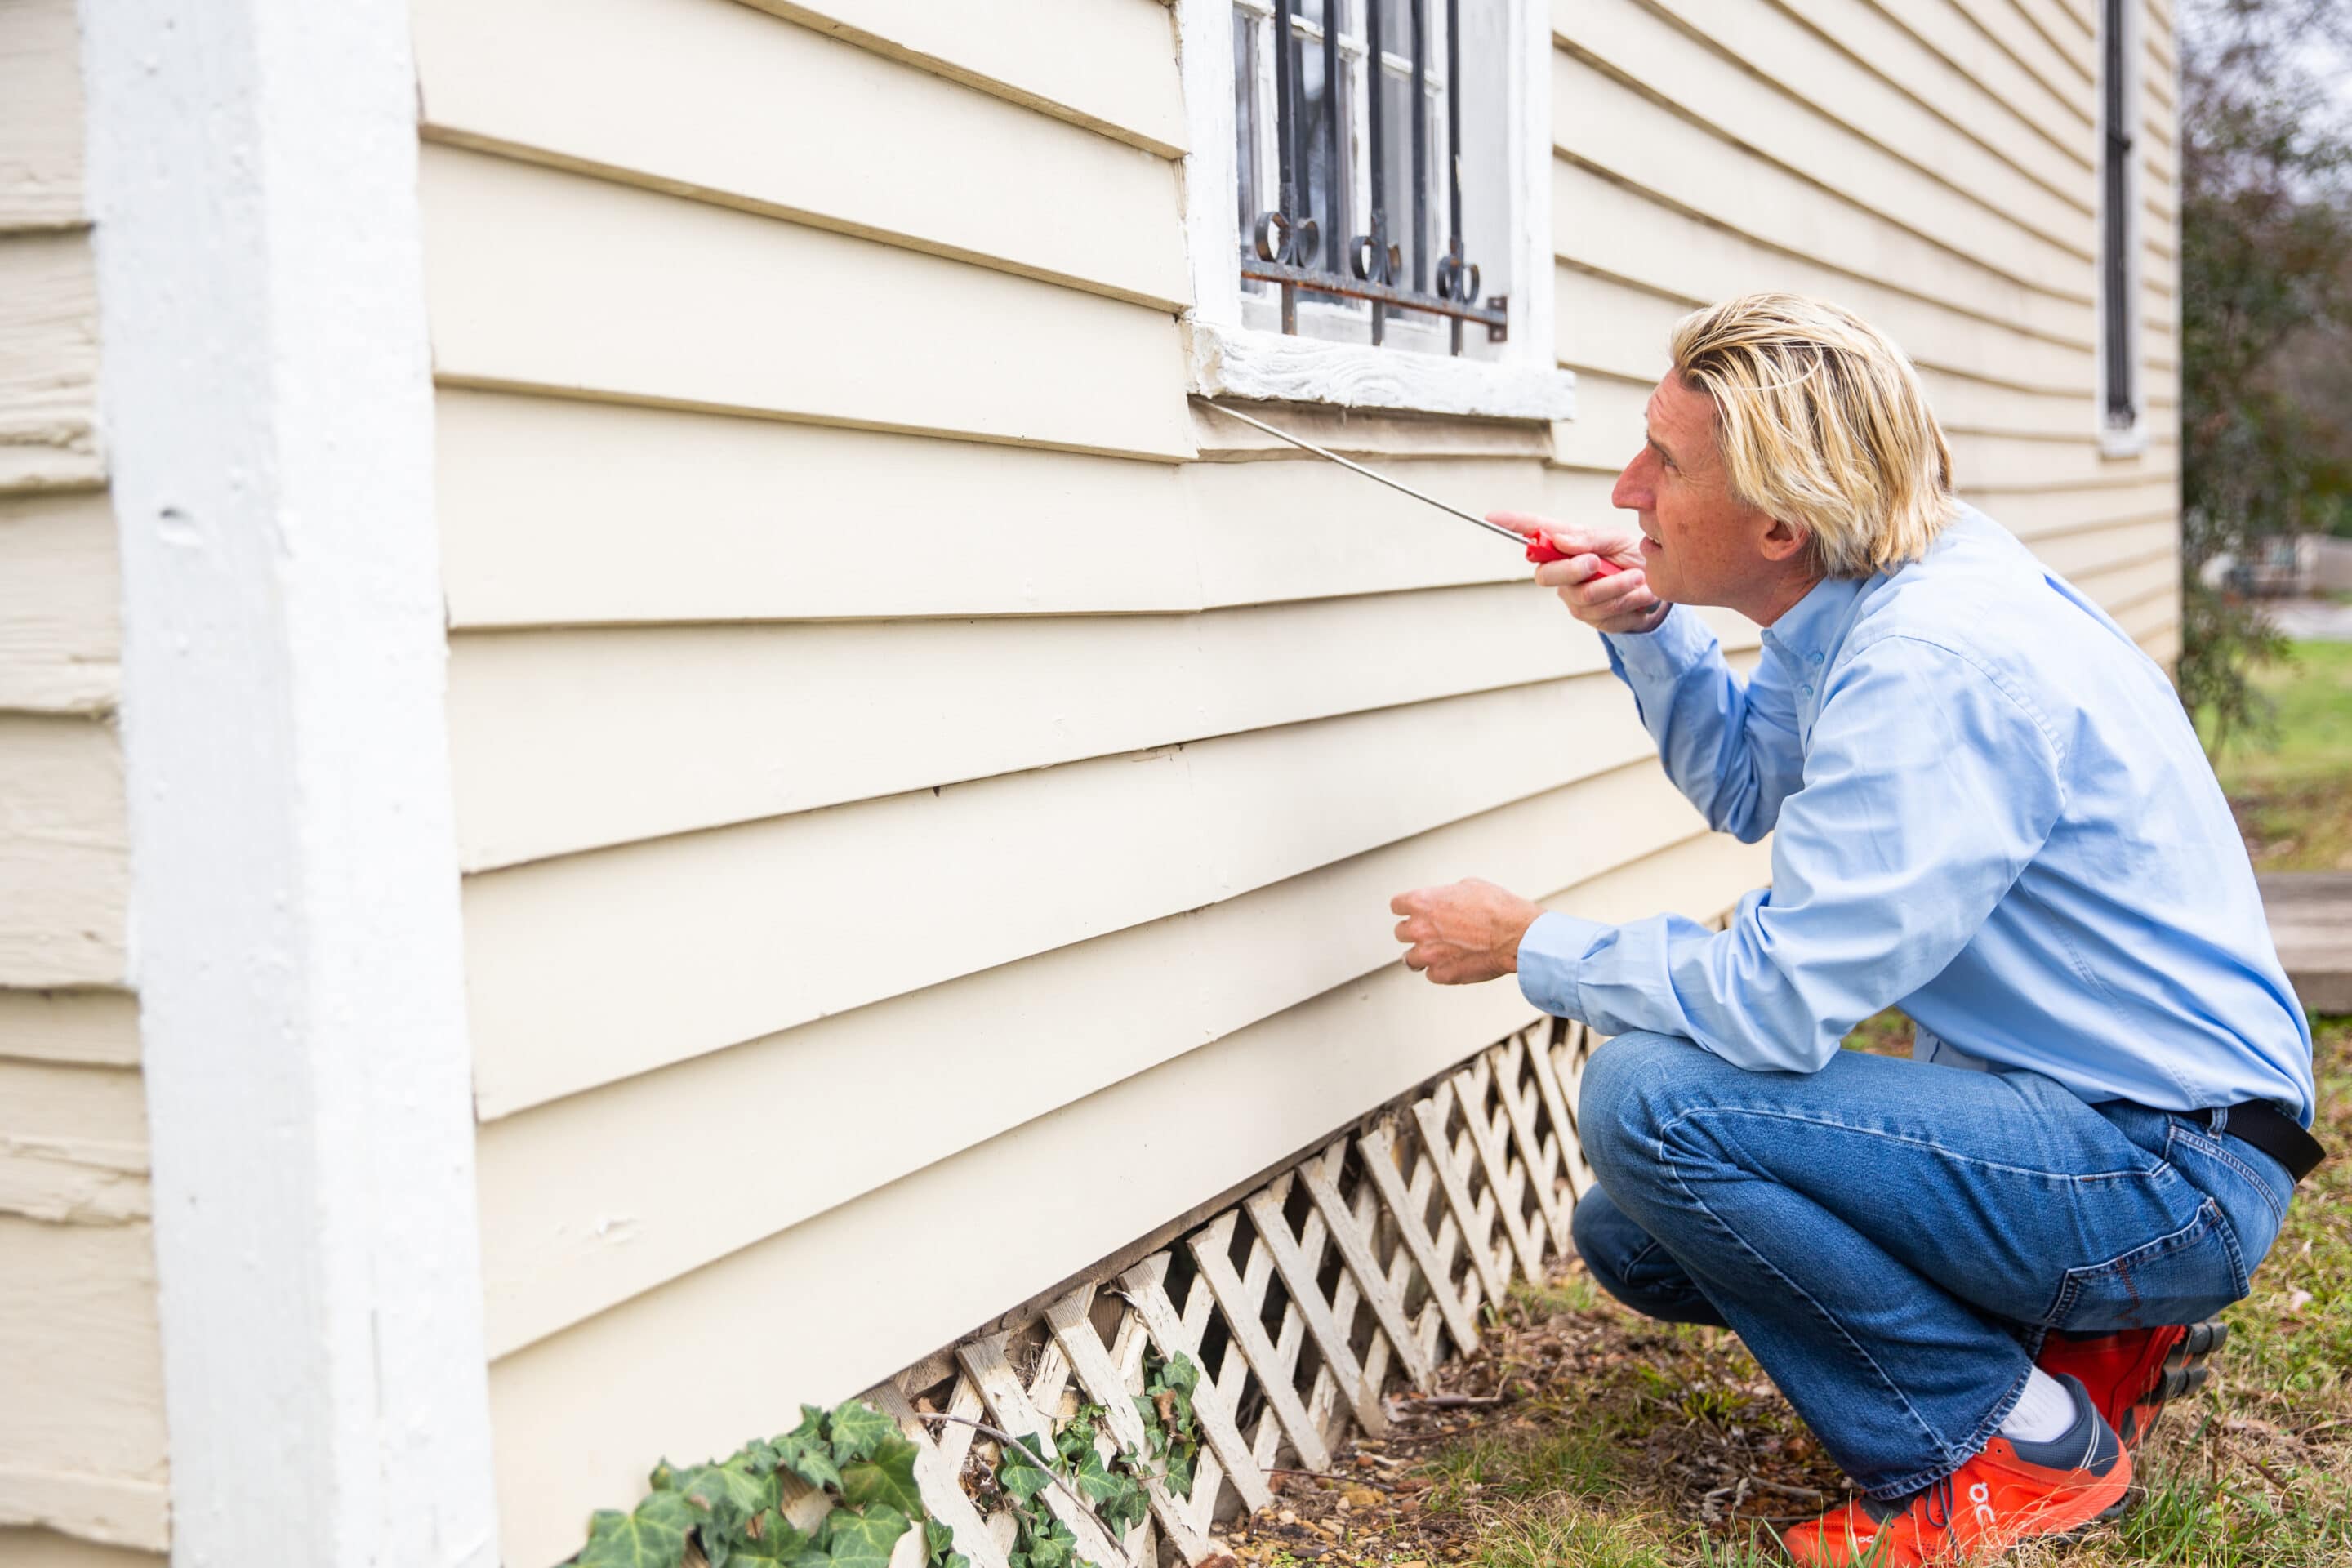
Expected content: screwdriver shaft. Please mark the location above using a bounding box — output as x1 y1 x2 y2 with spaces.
1200 401 1531 549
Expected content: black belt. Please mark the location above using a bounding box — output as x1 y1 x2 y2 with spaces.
2185 1100 2328 1185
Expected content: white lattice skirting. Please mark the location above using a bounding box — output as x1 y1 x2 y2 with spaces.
786 1013 1617 1568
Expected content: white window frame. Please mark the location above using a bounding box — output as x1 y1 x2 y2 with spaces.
2096 0 2148 457
1174 0 1574 421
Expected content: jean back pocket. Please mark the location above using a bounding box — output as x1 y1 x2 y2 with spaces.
2044 1197 2250 1333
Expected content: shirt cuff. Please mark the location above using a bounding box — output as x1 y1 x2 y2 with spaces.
1517 909 1609 1019
1601 604 1719 685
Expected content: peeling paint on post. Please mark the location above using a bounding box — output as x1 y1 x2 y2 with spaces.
78 1 501 1563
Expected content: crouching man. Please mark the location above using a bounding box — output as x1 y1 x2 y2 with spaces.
1389 293 2323 1566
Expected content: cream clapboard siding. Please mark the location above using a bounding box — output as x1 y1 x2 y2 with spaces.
1551 0 2182 655
414 0 2179 1560
0 2 170 1562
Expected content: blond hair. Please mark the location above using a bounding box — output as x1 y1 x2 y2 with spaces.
1668 293 1956 578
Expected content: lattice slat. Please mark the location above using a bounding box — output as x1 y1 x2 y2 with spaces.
1413 1083 1510 1308
1186 1209 1333 1472
957 1335 1136 1568
866 1382 1014 1568
1493 1028 1572 1255
1243 1169 1388 1437
1114 1253 1276 1517
1045 1284 1214 1563
1301 1146 1434 1389
1356 1123 1481 1356
1526 1018 1588 1206
1557 1026 1601 1197
1455 1052 1547 1283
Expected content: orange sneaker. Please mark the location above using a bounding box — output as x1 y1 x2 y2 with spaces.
1780 1375 2129 1566
2037 1320 2224 1447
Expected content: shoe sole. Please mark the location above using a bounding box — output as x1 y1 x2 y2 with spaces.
2096 1319 2227 1521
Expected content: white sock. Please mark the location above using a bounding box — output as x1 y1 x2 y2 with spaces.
1999 1366 2078 1444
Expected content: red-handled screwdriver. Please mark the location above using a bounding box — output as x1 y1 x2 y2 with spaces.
1203 402 1625 576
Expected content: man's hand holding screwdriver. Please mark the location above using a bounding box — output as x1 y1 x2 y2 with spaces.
1489 511 1670 635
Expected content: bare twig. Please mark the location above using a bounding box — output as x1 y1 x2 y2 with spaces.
1393 1393 1504 1410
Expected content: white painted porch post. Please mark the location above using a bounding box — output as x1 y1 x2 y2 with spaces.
78 2 501 1565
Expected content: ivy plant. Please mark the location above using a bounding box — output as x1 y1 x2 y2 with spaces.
572 1399 968 1568
568 1354 1206 1568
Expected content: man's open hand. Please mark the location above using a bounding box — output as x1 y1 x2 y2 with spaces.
1390 879 1546 985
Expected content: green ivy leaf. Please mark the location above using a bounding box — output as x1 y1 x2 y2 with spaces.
1020 1517 1078 1568
998 1440 1056 1505
838 1433 925 1517
668 1454 780 1536
721 1511 826 1568
820 1504 913 1568
577 1491 695 1568
826 1401 897 1465
1158 1355 1200 1397
774 1429 844 1492
1163 1445 1196 1498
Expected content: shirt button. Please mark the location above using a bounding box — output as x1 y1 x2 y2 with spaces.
1802 683 1815 697
1809 651 1824 666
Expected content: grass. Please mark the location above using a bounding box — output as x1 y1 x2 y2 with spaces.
2205 640 2352 871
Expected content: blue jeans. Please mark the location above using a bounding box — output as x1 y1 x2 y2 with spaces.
1571 1032 2294 1499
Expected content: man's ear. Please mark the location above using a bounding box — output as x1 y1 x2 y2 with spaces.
1758 514 1811 565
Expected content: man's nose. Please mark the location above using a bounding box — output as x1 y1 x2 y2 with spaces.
1612 450 1654 512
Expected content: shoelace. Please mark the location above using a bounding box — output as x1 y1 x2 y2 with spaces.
1914 1477 1960 1544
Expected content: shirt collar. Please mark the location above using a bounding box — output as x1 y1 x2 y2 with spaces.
1758 572 1866 670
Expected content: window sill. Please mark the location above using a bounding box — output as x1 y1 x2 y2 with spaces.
2100 422 2150 460
1184 317 1577 423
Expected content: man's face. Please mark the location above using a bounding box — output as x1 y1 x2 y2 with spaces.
1610 374 1776 607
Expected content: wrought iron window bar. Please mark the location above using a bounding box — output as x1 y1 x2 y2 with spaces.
1244 0 1506 354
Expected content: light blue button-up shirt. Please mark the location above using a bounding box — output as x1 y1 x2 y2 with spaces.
1517 505 2316 1124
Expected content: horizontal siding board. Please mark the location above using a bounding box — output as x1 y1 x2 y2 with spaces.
1641 0 2092 247
1871 0 2091 155
0 1060 146 1225
1555 268 2093 428
1183 456 1609 609
0 989 140 1070
1549 56 2089 346
2113 590 2178 644
475 760 1707 1354
1555 1 2092 295
1941 0 2096 117
2029 515 2175 577
0 1218 168 1552
413 0 1188 310
450 582 1620 868
1550 161 2095 384
743 0 1185 158
2069 549 2176 612
0 0 84 230
0 491 118 714
483 826 1773 1568
418 145 1194 461
437 390 1195 626
0 716 126 988
0 1530 164 1568
1775 0 2090 198
438 387 1623 627
464 675 1664 1114
0 231 101 493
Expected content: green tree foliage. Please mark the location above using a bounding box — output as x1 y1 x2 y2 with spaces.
2180 0 2352 745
